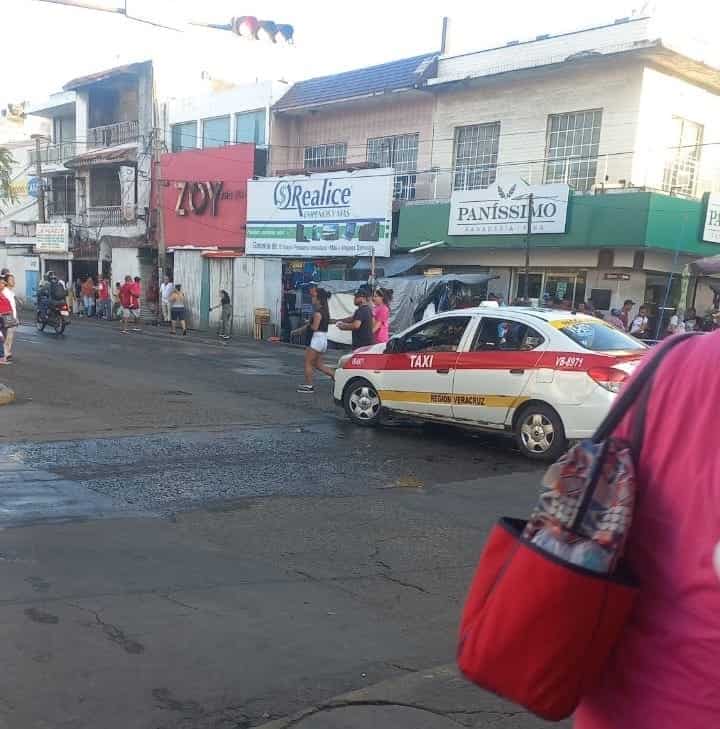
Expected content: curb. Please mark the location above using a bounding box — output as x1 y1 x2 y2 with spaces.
255 663 545 729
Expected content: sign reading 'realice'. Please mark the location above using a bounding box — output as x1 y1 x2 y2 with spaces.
449 179 570 236
703 194 720 244
246 168 394 258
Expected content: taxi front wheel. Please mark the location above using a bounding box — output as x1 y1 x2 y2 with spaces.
515 403 566 461
343 379 381 427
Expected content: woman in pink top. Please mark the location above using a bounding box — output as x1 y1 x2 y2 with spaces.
575 332 720 729
372 288 393 344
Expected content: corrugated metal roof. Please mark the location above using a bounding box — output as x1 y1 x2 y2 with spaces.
274 53 437 112
63 60 152 90
65 143 137 167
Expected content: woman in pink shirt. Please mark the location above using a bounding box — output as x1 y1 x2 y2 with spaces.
575 332 720 729
372 288 393 344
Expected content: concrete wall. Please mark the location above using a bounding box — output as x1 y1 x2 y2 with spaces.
271 91 435 188
632 67 720 194
111 247 141 282
430 59 644 199
164 80 287 150
434 17 654 83
232 257 282 337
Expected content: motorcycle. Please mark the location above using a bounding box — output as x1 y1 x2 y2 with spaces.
37 301 70 335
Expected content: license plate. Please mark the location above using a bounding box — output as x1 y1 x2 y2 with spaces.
60 311 69 317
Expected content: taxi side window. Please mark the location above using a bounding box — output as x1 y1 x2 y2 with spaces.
472 318 544 351
402 317 471 353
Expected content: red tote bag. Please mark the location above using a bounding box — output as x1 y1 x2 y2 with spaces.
457 334 697 721
458 518 637 721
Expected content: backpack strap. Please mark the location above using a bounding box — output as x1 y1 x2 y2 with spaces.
592 332 700 445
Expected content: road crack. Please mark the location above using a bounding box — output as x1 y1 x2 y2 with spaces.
379 574 429 594
66 602 144 654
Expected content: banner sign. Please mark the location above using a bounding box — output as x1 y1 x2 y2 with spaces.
246 168 394 258
703 193 720 244
36 222 69 252
449 178 570 236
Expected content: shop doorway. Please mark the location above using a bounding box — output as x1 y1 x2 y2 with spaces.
514 271 587 307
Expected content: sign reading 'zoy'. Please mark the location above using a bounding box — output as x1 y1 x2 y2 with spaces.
449 179 570 236
246 169 394 258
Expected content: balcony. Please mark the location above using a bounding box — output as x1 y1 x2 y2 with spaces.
29 141 77 167
88 120 140 149
82 205 136 228
46 201 76 221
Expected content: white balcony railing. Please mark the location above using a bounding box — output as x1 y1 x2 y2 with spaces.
87 120 140 148
29 141 77 166
83 205 136 228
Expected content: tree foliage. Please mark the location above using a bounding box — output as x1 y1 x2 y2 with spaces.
0 147 16 213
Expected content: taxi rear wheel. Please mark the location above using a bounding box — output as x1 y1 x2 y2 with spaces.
515 404 566 461
343 379 381 427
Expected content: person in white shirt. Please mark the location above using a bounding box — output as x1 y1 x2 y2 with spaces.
630 304 650 339
160 275 174 323
667 312 684 336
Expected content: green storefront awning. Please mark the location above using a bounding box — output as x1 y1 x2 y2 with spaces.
397 192 714 257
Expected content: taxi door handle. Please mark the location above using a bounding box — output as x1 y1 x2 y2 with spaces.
509 369 525 374
436 368 451 374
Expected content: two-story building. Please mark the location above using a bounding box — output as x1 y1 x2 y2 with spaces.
26 61 155 287
270 15 720 327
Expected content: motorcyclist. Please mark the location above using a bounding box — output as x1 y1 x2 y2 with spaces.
37 272 67 320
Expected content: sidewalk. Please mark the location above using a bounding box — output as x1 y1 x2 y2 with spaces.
258 664 568 729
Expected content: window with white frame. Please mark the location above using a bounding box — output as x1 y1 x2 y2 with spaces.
663 117 703 197
544 109 602 191
304 143 347 170
367 133 419 200
202 115 231 149
453 123 501 191
171 121 198 152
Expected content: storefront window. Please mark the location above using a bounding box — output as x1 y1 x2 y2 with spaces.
544 274 586 307
515 273 543 301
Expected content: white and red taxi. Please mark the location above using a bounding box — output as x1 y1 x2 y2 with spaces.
333 307 647 460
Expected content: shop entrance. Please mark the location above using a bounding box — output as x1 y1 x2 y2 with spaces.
514 271 587 307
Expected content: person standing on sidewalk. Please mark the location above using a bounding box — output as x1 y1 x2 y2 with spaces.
160 275 174 324
0 278 14 364
169 284 187 336
1 274 19 361
119 276 139 334
129 277 142 331
96 277 111 320
372 287 393 344
574 332 720 729
337 289 374 350
211 289 232 339
295 287 334 393
81 276 96 318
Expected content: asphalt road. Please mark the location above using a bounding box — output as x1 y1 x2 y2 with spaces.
0 319 551 729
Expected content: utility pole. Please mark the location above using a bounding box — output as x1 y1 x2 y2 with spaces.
523 193 534 302
31 135 46 224
153 128 166 324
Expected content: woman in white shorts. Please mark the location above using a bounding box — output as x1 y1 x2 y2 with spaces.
296 287 335 393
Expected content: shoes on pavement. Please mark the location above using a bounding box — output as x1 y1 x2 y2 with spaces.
170 330 176 335
297 384 314 393
182 330 187 336
120 330 129 335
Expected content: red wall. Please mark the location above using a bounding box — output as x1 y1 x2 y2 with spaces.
161 144 254 249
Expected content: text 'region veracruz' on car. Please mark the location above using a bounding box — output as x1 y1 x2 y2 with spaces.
333 307 647 460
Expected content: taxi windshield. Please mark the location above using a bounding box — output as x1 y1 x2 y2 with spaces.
554 319 646 352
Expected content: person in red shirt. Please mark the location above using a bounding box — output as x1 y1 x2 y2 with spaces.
0 278 14 364
96 277 111 320
119 275 141 334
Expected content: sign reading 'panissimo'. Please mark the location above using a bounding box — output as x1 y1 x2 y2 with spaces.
448 179 570 236
703 193 720 244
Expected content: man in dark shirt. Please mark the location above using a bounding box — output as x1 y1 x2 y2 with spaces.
337 289 374 349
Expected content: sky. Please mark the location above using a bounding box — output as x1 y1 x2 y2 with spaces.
1 0 719 107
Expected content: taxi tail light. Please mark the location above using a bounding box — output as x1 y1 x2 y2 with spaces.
587 366 628 394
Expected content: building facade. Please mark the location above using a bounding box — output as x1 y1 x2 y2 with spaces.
26 61 155 289
269 15 720 327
